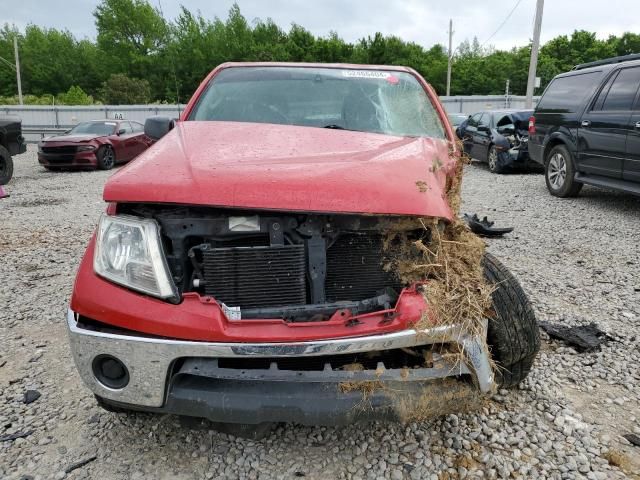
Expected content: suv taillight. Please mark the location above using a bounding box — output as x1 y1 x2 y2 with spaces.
528 116 536 135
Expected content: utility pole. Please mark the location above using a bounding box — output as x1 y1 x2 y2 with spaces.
525 0 544 108
446 19 453 96
505 79 510 108
14 35 23 105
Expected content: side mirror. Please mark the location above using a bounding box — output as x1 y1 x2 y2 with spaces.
497 126 515 135
117 128 126 136
144 116 175 140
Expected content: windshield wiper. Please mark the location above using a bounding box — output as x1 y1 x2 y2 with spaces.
323 124 348 130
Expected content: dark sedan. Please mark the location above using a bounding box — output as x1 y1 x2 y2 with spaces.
38 120 152 170
447 113 469 128
456 110 534 173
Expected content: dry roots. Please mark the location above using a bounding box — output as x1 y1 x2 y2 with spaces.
340 147 494 415
383 218 493 334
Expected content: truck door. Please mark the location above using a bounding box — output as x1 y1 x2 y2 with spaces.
577 67 640 178
623 88 640 182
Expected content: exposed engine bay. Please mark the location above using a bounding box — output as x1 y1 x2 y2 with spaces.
495 112 530 160
117 204 429 321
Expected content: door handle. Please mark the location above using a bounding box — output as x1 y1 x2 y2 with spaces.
581 120 591 127
635 121 640 129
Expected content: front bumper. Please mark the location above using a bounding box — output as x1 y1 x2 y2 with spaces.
496 147 530 169
67 309 495 424
38 151 98 168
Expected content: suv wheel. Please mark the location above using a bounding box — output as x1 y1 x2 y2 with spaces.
545 145 582 197
0 145 14 185
483 253 540 387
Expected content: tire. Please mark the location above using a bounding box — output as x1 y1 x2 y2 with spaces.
544 144 582 197
482 253 540 388
97 145 116 170
487 145 505 174
0 145 14 185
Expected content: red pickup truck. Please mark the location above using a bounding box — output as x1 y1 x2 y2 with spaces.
67 63 539 431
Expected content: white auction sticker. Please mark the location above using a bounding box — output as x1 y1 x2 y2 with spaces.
342 70 391 79
221 303 242 320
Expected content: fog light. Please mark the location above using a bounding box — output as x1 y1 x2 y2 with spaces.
92 355 129 389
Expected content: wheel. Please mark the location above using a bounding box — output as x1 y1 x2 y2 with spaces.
0 145 14 185
97 145 116 170
482 253 540 388
487 145 505 174
545 144 582 197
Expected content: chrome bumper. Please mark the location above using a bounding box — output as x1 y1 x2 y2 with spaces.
66 309 495 408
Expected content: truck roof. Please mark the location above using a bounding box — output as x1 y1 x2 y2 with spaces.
212 62 416 73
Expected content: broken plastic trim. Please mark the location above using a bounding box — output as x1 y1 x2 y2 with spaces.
463 213 513 237
241 292 396 321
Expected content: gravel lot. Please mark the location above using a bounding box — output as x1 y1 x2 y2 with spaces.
1 146 639 480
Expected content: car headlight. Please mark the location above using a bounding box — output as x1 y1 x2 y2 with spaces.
94 214 177 300
77 145 96 151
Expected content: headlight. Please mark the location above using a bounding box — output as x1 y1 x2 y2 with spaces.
94 214 177 300
77 145 96 151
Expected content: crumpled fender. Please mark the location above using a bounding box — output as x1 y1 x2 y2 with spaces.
492 133 516 169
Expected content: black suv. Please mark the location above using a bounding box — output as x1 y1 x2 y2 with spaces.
529 53 640 197
0 115 27 185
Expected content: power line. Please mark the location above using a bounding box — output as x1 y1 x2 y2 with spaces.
482 0 526 47
0 55 16 70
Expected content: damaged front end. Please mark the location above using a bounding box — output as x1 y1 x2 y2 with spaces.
493 111 532 170
68 204 495 424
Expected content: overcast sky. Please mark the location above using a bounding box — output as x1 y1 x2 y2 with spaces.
2 0 639 51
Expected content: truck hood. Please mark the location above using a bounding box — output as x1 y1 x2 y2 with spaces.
104 121 456 219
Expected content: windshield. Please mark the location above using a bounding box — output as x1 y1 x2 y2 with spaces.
189 67 446 139
70 122 116 136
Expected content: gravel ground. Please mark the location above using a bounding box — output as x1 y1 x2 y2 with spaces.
1 146 639 480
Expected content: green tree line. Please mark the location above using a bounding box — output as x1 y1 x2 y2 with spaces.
1 0 639 104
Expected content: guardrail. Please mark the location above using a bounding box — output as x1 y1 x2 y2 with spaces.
441 95 539 114
3 96 539 142
1 105 186 142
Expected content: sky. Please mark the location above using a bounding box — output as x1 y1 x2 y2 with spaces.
2 0 639 51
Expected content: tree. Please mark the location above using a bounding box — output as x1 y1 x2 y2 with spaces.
101 74 150 104
94 0 168 98
2 2 639 102
57 86 93 105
